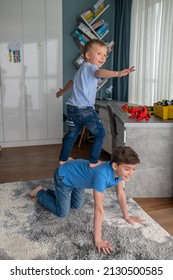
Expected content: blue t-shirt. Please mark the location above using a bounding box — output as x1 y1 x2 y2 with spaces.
57 159 123 192
66 62 100 107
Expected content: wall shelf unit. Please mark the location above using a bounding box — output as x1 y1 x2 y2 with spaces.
80 4 110 40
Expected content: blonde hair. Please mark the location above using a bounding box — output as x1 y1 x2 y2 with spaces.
83 39 107 60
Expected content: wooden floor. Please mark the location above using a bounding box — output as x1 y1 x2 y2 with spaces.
0 142 173 236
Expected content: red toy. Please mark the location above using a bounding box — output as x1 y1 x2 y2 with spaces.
121 104 151 121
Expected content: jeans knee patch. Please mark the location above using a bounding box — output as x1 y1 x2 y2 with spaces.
67 120 74 126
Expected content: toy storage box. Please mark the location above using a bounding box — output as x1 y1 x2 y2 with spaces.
154 104 173 119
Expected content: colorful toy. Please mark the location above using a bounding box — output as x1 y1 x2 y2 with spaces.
155 99 173 106
121 104 151 121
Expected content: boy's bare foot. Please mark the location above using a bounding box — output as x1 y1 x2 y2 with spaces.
59 157 74 165
30 185 45 198
89 160 106 168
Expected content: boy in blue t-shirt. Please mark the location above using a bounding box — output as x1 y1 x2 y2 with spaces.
30 146 143 255
56 39 135 168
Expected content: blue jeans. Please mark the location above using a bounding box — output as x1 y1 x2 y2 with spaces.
59 105 106 163
36 168 85 217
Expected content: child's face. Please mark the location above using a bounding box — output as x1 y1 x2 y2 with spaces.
112 162 138 182
85 44 107 67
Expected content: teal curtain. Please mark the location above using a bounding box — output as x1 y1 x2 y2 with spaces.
113 0 132 101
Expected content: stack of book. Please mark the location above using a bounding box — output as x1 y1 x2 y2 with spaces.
107 41 115 54
73 55 84 68
72 30 89 45
91 0 105 17
81 9 94 24
77 22 98 40
91 19 105 30
95 22 110 38
81 0 105 23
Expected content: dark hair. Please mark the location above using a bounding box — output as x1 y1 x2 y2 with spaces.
83 39 107 60
111 146 140 165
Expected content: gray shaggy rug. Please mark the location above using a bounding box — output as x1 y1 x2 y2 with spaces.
0 179 173 260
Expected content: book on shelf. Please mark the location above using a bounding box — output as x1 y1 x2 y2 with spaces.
107 40 115 54
73 55 84 68
91 0 105 14
93 5 105 17
72 30 89 45
81 9 94 23
99 28 110 39
81 9 93 19
96 22 109 37
78 22 97 40
91 19 105 30
82 34 90 42
81 1 106 24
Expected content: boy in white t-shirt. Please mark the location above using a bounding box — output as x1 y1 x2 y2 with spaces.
56 39 135 167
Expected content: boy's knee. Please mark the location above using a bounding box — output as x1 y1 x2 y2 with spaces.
55 208 70 218
71 201 84 210
98 129 106 139
58 212 68 218
98 126 106 137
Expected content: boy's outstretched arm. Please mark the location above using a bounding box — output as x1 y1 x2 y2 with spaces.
93 190 112 254
116 181 143 224
94 66 135 79
56 79 73 98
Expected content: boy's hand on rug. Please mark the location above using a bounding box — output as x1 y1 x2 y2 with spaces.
125 215 144 224
96 239 112 255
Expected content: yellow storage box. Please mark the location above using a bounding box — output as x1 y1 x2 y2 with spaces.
154 104 173 120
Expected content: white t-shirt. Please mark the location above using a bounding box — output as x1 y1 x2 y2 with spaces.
66 62 100 107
